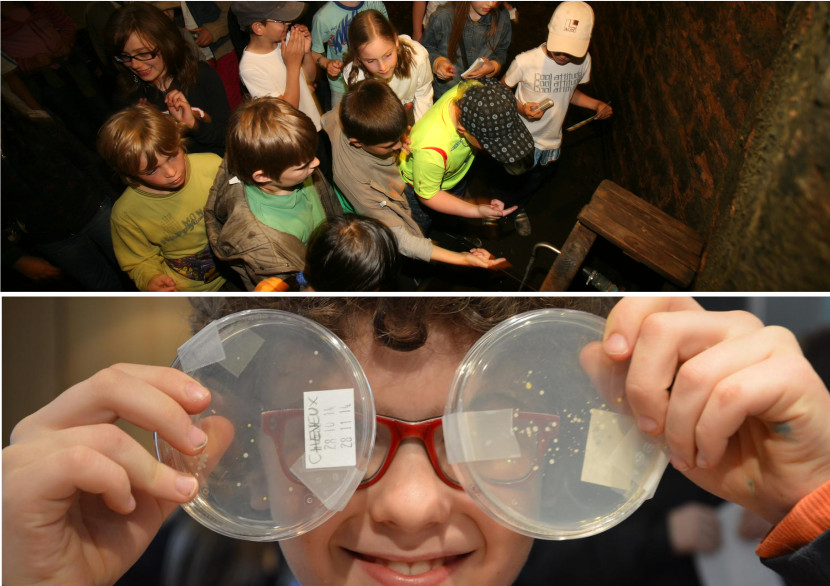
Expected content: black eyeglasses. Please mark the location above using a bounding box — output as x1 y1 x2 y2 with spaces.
113 50 159 64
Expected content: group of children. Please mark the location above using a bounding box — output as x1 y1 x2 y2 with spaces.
92 1 612 291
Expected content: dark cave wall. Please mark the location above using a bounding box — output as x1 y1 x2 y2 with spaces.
589 1 830 290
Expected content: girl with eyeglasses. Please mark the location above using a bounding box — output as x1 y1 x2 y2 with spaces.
105 2 230 156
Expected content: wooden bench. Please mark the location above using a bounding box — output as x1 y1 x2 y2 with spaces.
540 180 704 291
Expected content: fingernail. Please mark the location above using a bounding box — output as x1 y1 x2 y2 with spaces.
189 425 208 449
696 454 708 469
605 333 629 356
671 456 690 472
186 382 209 402
176 475 198 498
638 415 658 433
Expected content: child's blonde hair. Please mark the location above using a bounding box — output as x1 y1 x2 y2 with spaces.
225 97 318 185
344 9 415 86
97 104 185 187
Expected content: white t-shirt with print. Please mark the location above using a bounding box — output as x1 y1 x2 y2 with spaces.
239 46 322 131
504 45 592 151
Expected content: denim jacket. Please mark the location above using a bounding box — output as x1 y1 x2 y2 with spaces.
422 5 512 99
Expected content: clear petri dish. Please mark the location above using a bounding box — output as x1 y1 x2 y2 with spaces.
443 309 668 540
155 310 375 541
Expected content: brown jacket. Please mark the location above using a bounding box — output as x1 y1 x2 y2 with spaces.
205 160 341 290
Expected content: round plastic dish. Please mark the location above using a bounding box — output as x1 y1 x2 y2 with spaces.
156 310 375 541
443 309 668 540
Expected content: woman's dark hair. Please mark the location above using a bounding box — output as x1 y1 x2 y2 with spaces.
340 79 407 145
303 214 401 292
344 10 415 86
105 3 199 98
447 2 502 65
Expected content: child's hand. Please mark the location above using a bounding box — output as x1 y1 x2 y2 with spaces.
2 365 212 586
599 297 830 525
464 57 497 79
147 274 177 292
433 56 456 80
594 101 613 119
519 101 545 121
189 27 215 47
466 248 512 270
478 199 518 219
165 90 196 129
326 59 343 78
291 24 312 54
400 126 413 154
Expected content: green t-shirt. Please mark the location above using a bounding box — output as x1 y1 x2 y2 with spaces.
397 83 476 199
245 177 325 243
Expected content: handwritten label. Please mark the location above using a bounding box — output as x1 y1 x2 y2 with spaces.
304 389 356 469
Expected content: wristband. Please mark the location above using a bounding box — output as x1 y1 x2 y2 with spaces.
316 55 326 68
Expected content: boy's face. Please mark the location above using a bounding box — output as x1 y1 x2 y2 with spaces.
256 18 290 44
136 149 187 193
351 137 403 159
276 157 320 188
545 46 578 66
280 320 533 586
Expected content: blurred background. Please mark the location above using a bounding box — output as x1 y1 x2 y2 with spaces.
4 296 830 449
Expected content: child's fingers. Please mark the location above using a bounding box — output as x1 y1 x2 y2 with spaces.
12 365 211 455
693 347 822 470
6 425 199 506
603 297 703 359
661 326 800 470
623 310 765 436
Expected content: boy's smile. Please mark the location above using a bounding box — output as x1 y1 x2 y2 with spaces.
279 320 532 585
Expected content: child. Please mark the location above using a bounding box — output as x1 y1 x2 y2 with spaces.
232 1 333 181
205 97 342 290
106 2 231 156
97 104 226 292
309 1 388 111
4 297 830 586
342 9 434 124
422 1 512 99
398 78 534 234
233 1 320 129
323 78 509 270
301 214 401 291
497 1 613 236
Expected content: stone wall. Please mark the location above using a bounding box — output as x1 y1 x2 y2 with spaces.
589 2 830 290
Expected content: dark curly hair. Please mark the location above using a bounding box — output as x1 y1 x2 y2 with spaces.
189 297 617 352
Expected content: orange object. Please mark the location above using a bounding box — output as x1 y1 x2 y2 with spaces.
254 277 290 292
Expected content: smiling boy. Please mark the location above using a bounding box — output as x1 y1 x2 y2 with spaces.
97 104 226 292
4 297 830 586
205 97 342 290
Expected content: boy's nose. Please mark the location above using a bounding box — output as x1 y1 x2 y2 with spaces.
366 442 452 532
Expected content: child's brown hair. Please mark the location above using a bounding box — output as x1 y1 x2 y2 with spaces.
340 79 407 146
344 10 415 86
97 104 186 187
225 97 318 185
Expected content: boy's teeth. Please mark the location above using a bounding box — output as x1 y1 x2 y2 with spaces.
382 559 443 575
